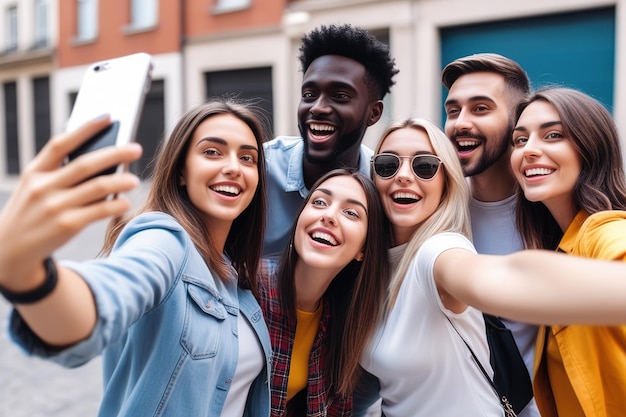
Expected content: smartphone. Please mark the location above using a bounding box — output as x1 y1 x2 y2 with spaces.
66 53 153 179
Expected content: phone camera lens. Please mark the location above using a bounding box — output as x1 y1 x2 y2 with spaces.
94 62 110 72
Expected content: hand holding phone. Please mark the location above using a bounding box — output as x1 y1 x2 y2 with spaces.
66 53 153 179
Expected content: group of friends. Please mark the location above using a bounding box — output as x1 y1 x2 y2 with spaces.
0 23 625 417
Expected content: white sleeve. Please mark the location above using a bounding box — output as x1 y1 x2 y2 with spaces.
413 232 476 316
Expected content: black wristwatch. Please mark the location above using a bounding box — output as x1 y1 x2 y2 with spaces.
0 257 59 304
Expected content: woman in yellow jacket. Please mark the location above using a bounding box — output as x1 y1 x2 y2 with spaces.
511 87 626 417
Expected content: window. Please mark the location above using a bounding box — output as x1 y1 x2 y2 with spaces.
204 67 273 132
133 79 164 178
76 0 97 41
213 0 250 13
5 5 18 52
4 81 20 175
33 0 49 47
130 0 158 29
33 76 51 153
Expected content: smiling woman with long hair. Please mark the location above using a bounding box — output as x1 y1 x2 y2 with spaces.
0 99 272 417
511 87 626 417
259 169 390 416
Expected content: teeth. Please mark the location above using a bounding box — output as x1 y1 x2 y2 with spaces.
525 167 554 177
392 191 419 200
310 123 336 132
311 231 338 246
212 185 241 195
458 140 479 147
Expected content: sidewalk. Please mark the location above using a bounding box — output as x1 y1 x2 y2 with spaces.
0 299 102 417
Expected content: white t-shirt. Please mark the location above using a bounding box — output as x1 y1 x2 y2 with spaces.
361 233 503 417
469 195 539 417
469 195 523 255
221 314 264 417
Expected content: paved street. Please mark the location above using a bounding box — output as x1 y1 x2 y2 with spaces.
0 302 102 417
0 186 147 417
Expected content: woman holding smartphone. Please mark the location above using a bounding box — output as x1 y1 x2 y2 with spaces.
0 99 271 417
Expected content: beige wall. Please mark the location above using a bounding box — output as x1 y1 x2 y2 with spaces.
2 0 623 189
183 0 624 151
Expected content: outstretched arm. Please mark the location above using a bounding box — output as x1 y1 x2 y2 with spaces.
435 248 626 325
0 116 142 346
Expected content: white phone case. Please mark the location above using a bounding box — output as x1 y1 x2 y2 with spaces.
66 52 153 175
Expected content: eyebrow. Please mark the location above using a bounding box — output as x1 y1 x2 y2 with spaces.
513 121 563 132
444 95 497 107
197 137 259 152
379 150 435 156
315 187 368 214
302 80 358 93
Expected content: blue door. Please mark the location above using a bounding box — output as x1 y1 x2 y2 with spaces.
440 7 615 122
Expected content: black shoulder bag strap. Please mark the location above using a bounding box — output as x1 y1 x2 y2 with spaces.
483 313 533 413
446 316 517 417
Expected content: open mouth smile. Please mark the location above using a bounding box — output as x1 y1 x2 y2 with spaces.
456 139 480 153
308 123 337 140
524 167 555 177
310 230 339 246
210 184 241 196
392 191 420 204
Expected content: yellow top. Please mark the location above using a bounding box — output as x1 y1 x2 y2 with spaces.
287 302 323 401
534 210 626 417
544 328 585 417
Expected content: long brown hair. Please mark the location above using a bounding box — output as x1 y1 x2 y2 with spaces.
102 99 269 295
278 169 390 397
514 87 626 249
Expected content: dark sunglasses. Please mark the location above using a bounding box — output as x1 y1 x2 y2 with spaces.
371 153 443 180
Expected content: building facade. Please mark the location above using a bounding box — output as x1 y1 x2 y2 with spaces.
1 0 623 190
53 0 183 179
0 0 57 184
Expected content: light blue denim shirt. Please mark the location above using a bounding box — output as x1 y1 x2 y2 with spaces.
9 212 271 417
262 136 373 256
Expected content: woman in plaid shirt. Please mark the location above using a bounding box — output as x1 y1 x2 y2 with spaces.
258 169 390 416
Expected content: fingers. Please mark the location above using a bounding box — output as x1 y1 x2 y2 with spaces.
57 142 143 188
0 116 144 272
28 115 114 172
23 115 142 191
0 194 125 289
52 191 136 238
56 172 140 208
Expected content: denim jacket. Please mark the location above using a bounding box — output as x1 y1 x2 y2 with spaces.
9 212 271 417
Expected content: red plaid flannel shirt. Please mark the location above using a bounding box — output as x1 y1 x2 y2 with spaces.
258 258 352 416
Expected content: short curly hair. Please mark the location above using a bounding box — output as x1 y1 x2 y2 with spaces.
298 24 399 100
